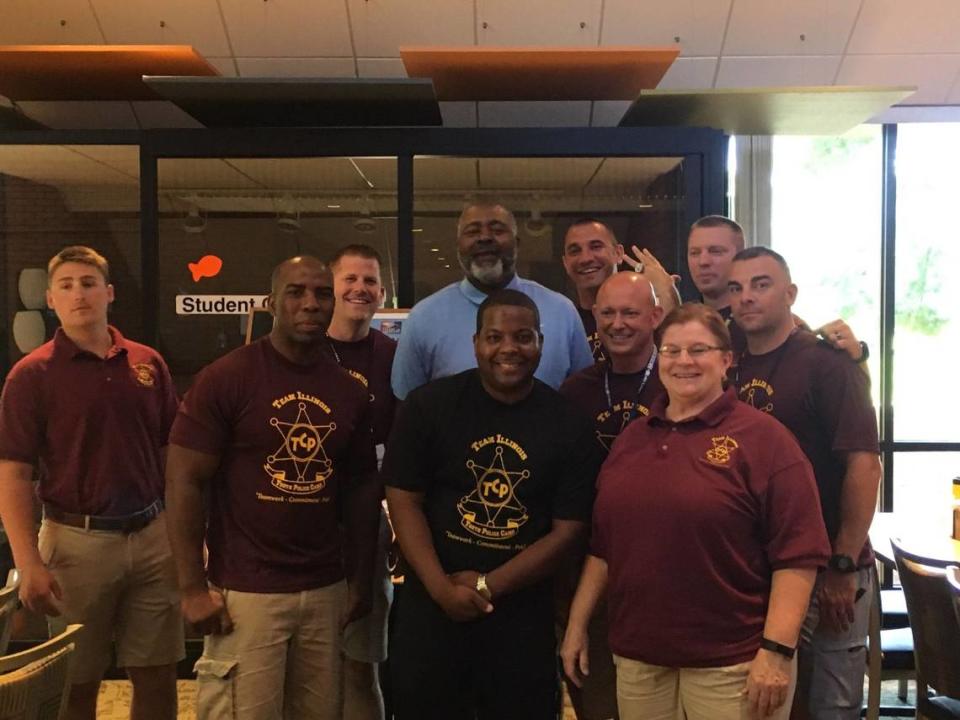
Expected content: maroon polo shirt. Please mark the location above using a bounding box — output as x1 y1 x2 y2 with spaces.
592 387 830 668
0 327 178 516
170 337 377 594
560 356 665 454
733 330 879 564
577 307 606 363
326 329 397 446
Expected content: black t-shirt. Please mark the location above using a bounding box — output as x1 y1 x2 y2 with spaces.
382 370 600 575
560 358 665 454
733 330 879 553
578 307 605 363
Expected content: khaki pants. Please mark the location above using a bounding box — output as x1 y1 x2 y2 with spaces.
195 581 346 720
613 654 797 720
39 515 185 684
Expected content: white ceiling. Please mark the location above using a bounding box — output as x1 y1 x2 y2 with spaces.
1 0 959 129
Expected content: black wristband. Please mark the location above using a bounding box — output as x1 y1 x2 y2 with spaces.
759 637 796 659
856 340 870 363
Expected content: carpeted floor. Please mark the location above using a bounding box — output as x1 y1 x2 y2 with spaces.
95 679 917 720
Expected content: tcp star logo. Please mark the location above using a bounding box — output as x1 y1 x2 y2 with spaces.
264 402 335 495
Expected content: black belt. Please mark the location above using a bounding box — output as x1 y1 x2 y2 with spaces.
43 498 163 533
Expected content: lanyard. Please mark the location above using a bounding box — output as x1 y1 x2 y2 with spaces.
603 346 658 419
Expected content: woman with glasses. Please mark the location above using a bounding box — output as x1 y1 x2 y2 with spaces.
561 303 831 720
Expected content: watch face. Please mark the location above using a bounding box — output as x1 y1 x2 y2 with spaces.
830 554 856 572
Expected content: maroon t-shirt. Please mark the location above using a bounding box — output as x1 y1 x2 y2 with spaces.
326 329 397 446
577 307 605 363
559 356 665 454
592 388 830 668
0 327 177 516
169 337 377 593
733 330 879 563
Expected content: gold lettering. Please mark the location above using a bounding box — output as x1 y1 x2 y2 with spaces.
256 492 285 502
470 436 496 452
494 434 528 461
295 391 331 413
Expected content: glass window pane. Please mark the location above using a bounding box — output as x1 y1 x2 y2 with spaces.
891 451 960 539
0 145 142 374
771 126 883 399
894 124 960 442
412 156 688 303
157 157 397 385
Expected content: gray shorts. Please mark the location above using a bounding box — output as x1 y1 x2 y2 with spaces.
342 509 393 664
797 567 873 720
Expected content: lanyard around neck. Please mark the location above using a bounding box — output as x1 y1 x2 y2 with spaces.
603 346 658 418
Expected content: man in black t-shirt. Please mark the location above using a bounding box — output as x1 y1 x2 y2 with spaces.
383 289 601 720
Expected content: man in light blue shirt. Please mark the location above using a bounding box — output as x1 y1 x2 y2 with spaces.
392 202 593 400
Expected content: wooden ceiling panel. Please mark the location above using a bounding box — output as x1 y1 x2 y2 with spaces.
601 0 731 57
0 46 218 101
218 0 353 58
348 0 474 57
91 0 231 57
716 56 841 89
848 0 960 54
477 0 601 46
724 0 861 56
402 46 679 101
0 1 104 44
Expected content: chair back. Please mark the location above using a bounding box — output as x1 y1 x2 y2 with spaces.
892 538 960 699
948 566 960 630
0 571 21 656
0 625 80 720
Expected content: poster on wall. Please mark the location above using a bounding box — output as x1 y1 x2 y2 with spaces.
243 308 410 345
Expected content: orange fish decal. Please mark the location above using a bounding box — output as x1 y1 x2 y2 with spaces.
188 255 223 282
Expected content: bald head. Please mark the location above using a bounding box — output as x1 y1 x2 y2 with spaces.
271 255 330 297
594 272 663 371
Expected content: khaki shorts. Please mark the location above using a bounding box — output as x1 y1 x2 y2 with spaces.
38 513 185 684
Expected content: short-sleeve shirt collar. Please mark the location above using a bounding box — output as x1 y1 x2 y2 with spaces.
52 325 128 361
458 274 522 306
649 386 739 429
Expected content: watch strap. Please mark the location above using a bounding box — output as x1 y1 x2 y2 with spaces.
475 574 491 600
759 637 796 659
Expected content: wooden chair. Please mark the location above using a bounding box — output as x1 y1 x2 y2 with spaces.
0 624 81 720
865 562 915 720
892 539 960 720
0 571 21 656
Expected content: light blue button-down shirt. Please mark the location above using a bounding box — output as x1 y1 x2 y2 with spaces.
391 275 593 400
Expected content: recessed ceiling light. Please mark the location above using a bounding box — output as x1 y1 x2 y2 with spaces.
412 227 423 233
430 247 439 252
327 204 341 209
637 203 653 208
437 256 445 261
444 264 451 269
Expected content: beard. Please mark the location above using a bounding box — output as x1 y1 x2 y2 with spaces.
459 253 515 287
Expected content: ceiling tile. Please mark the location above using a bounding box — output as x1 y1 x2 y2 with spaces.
357 58 408 78
235 57 357 78
0 0 104 44
869 105 960 123
16 101 138 129
848 0 960 54
478 157 600 190
91 0 231 57
132 101 204 129
158 159 263 190
591 101 630 126
836 54 956 104
205 57 239 77
477 0 602 46
219 0 353 57
348 0 474 56
65 145 140 179
723 0 860 56
0 145 136 186
716 56 841 88
657 56 718 89
413 157 478 191
439 102 478 127
600 0 731 56
948 72 960 103
478 101 591 127
225 157 397 192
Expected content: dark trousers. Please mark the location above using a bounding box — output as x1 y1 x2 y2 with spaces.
390 576 559 720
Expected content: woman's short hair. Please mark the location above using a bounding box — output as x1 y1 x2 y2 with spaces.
655 302 732 352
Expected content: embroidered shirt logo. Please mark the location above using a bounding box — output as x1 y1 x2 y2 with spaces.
132 363 156 387
705 435 739 466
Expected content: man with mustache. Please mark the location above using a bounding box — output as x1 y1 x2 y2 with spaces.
391 201 592 400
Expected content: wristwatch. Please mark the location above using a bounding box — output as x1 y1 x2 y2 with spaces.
475 574 492 601
759 637 796 659
856 341 870 364
828 553 857 573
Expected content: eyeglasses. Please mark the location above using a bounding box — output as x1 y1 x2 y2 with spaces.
659 344 725 360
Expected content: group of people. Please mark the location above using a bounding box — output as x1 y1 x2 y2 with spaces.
0 200 880 720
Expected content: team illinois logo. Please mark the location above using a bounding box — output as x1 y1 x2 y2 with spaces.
265 396 335 495
457 435 530 540
131 363 156 387
739 377 774 413
705 435 739 466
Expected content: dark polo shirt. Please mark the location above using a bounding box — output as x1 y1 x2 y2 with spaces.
577 307 606 363
592 387 830 668
326 328 397 446
170 337 376 594
560 356 665 454
0 327 177 516
733 330 879 564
